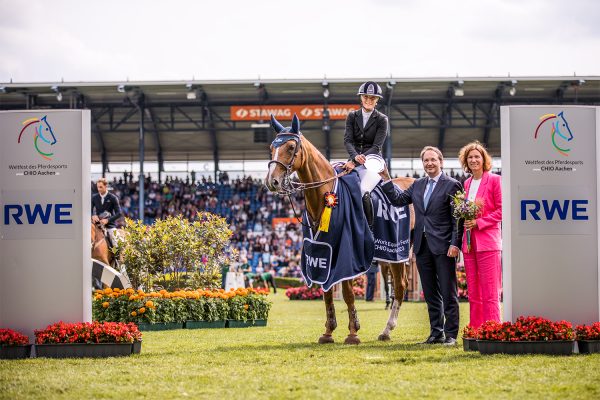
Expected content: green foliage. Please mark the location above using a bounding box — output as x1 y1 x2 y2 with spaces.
92 289 270 323
274 276 304 288
116 213 236 291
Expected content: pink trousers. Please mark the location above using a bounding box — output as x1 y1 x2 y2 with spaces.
463 250 502 328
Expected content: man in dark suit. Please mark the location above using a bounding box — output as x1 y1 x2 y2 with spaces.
379 146 463 345
91 178 123 248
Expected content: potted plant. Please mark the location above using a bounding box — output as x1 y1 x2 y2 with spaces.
35 321 142 358
477 316 575 355
285 286 323 300
576 322 600 354
185 291 229 329
461 325 478 351
0 328 31 359
226 288 272 328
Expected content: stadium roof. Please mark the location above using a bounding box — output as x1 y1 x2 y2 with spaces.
1 76 599 174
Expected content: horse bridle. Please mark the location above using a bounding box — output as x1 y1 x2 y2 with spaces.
268 132 348 196
268 132 349 230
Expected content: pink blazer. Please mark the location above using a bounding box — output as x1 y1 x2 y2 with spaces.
462 171 502 252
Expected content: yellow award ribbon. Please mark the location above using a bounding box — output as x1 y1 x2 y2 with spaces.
318 207 332 233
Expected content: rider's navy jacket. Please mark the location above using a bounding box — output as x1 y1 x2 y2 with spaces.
343 108 388 164
91 192 122 228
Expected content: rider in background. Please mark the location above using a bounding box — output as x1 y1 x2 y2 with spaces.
92 178 123 250
343 81 389 229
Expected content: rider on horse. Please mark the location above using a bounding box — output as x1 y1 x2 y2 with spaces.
343 81 389 229
91 178 123 252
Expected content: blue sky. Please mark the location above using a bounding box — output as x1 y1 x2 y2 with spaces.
1 0 598 83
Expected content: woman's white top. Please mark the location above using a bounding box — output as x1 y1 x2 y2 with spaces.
468 177 481 202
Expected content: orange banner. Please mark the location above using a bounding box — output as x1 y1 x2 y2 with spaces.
272 217 297 229
231 104 359 121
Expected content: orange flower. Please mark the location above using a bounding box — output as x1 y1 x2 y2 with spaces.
103 288 113 295
145 300 154 308
102 302 110 308
139 307 146 314
131 311 137 317
243 304 249 310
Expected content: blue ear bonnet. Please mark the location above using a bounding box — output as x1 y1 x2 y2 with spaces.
270 113 302 148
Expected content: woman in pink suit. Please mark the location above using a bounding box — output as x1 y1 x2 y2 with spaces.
458 141 502 328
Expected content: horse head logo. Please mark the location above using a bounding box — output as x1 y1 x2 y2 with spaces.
534 111 574 156
17 115 58 160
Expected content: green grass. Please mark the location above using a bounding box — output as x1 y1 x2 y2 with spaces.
1 292 599 400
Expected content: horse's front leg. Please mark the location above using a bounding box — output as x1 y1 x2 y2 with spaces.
378 261 408 341
342 280 361 345
318 289 337 344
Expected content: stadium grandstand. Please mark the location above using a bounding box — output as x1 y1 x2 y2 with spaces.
2 76 599 281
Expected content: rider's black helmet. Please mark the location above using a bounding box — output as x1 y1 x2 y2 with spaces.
357 81 383 98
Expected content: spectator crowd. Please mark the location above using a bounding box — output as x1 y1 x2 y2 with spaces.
93 169 478 279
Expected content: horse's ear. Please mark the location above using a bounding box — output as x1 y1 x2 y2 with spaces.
291 113 300 134
270 114 285 133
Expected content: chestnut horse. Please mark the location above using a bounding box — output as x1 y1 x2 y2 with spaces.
91 222 124 268
265 114 414 344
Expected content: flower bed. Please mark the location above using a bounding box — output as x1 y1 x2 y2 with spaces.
0 328 31 359
475 316 575 355
35 321 142 344
285 286 323 300
576 322 600 354
461 325 478 351
0 328 29 346
477 316 575 342
34 321 142 358
93 287 271 326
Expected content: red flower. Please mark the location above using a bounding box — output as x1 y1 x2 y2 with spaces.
0 328 29 346
475 316 575 341
34 321 142 344
576 322 600 340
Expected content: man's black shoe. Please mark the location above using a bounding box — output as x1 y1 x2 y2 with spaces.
420 336 445 344
443 337 457 346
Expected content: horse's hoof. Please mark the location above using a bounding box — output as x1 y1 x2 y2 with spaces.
344 335 361 345
385 304 390 310
378 334 391 342
318 335 335 344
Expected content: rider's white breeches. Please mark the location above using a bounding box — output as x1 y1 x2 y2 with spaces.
357 165 382 195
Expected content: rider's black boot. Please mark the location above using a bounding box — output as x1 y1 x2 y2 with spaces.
362 191 374 231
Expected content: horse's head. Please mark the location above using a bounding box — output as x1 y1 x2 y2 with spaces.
556 111 574 141
265 114 303 193
39 115 57 145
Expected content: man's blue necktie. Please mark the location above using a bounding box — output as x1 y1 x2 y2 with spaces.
423 179 435 209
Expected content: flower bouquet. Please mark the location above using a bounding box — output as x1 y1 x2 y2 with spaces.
451 189 482 253
0 328 31 359
575 322 600 353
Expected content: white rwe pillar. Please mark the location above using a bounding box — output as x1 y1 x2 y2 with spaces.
0 110 91 340
501 105 600 324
